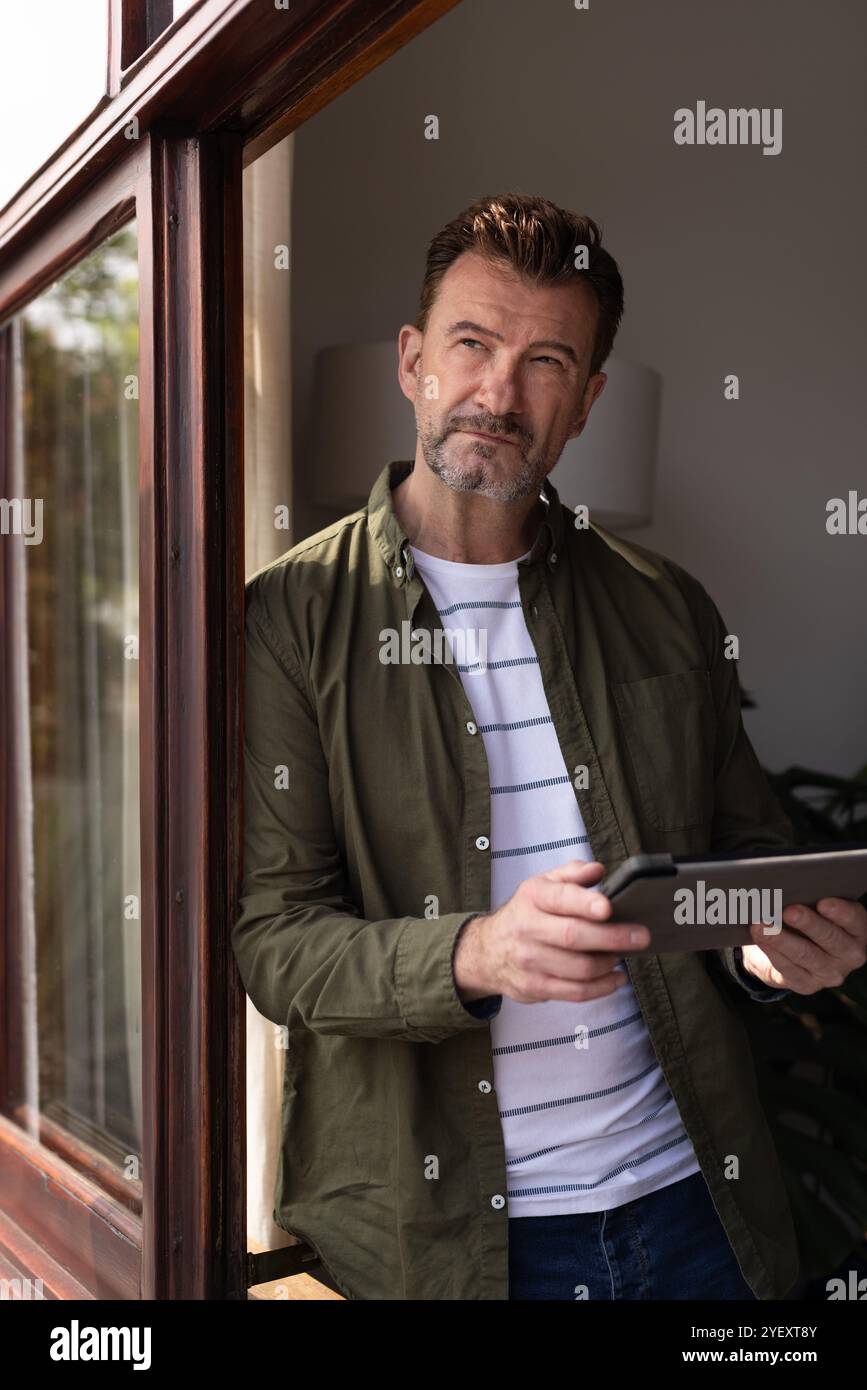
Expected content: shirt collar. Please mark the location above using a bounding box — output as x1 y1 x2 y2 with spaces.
366 459 566 586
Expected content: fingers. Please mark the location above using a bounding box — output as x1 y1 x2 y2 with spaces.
814 897 867 946
521 910 650 958
565 920 651 952
532 869 614 921
522 942 625 983
741 943 822 995
744 898 867 994
512 966 630 1005
539 860 607 886
526 874 650 952
747 918 850 990
777 901 864 973
783 903 847 958
530 901 650 953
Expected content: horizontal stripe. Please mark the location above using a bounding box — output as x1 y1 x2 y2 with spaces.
500 1061 659 1120
478 714 553 733
491 833 590 860
507 1135 692 1197
492 1010 643 1057
507 1096 674 1166
456 655 539 672
437 598 523 615
491 774 572 795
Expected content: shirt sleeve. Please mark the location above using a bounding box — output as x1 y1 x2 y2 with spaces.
232 583 492 1042
673 571 798 1001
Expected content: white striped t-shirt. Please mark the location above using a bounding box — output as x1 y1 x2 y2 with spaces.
410 540 702 1218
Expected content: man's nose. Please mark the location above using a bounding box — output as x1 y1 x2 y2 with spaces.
471 367 525 424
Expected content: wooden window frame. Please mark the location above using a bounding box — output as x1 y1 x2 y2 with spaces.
0 0 460 1301
107 1 176 96
0 147 151 1301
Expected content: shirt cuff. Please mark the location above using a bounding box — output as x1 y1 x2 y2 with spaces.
464 994 503 1019
728 945 791 1002
392 911 502 1038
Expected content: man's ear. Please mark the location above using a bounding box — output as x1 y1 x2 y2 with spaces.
568 411 586 441
397 324 423 403
568 371 607 441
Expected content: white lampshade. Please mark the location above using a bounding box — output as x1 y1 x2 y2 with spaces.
310 343 660 527
548 358 661 528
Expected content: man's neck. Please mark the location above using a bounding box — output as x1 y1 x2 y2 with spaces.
391 460 546 565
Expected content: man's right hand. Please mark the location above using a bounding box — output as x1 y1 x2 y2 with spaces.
453 860 651 1005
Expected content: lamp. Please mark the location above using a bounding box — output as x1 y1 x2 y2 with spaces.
310 343 660 528
548 357 661 529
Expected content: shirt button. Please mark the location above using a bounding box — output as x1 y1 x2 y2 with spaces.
466 720 477 735
549 551 558 565
478 1080 492 1093
475 835 490 851
491 1195 506 1210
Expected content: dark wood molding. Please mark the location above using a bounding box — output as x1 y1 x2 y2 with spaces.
0 0 461 261
0 1209 95 1300
139 129 246 1300
10 1105 143 1215
0 324 18 1119
109 1 177 98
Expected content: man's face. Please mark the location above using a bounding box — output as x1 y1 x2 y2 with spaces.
399 250 607 503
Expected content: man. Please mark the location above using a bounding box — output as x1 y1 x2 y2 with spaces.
233 193 867 1301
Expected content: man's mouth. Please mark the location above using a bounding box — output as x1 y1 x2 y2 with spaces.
458 430 517 445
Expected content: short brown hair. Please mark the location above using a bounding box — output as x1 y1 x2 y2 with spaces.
416 193 624 378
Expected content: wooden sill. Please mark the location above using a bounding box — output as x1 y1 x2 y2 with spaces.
0 1113 140 1298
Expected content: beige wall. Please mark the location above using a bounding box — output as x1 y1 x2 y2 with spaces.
289 0 867 779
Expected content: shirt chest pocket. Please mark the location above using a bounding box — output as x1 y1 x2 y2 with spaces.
611 669 717 831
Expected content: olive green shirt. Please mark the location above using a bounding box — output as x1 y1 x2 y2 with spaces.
233 458 800 1301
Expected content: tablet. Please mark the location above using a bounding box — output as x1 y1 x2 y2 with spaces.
597 843 867 953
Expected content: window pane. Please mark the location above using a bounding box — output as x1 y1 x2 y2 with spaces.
11 224 141 1176
0 2 108 211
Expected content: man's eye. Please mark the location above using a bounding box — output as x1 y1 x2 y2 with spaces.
458 339 561 367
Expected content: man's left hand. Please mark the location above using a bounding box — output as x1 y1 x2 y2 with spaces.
741 898 867 994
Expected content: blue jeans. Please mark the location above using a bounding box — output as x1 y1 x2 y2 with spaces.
508 1170 759 1300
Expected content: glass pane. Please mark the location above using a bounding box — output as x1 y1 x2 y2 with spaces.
11 224 141 1176
0 2 108 211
